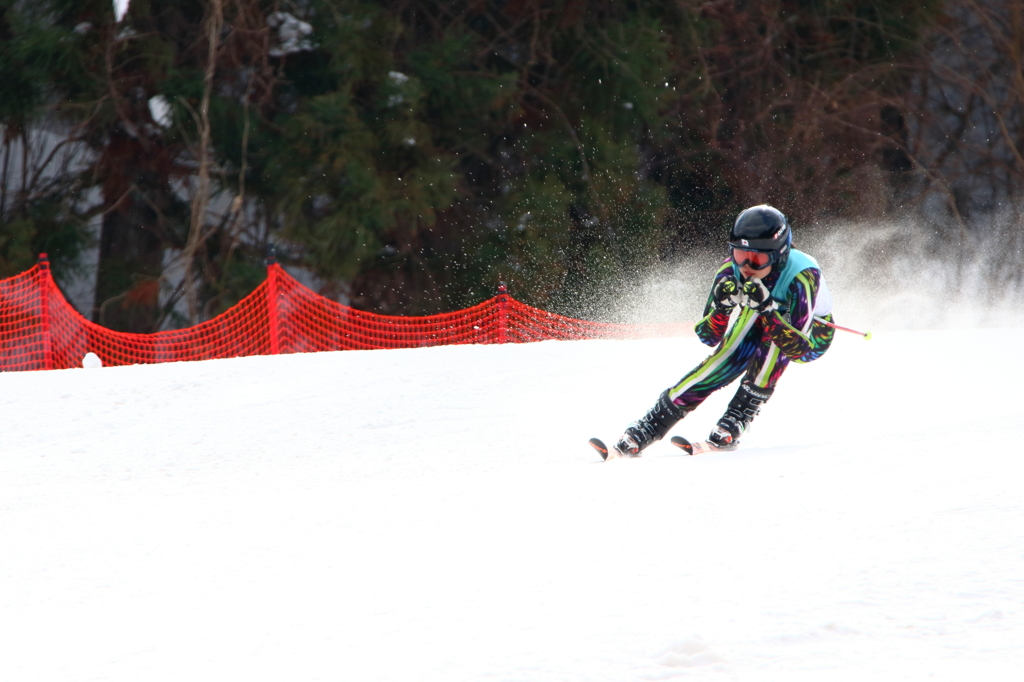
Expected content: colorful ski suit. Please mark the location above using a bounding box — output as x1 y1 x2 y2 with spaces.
667 248 835 411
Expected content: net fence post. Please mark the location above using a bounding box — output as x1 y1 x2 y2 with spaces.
266 246 281 355
497 282 509 344
37 253 53 370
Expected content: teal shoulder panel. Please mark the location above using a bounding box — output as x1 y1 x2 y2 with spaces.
770 249 818 303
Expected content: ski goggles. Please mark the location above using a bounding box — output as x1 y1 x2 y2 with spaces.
731 247 775 269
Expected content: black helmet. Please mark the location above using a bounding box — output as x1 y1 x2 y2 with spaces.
729 205 792 269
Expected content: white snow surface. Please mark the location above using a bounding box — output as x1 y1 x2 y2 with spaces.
2 329 1023 681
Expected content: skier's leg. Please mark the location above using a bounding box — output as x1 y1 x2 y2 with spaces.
614 389 686 456
614 312 761 456
665 338 758 411
665 308 763 411
707 338 791 449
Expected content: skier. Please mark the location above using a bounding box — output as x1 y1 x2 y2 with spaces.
611 204 835 457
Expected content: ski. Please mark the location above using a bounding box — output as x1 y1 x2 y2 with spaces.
589 437 612 460
669 435 723 456
591 435 726 460
589 437 639 460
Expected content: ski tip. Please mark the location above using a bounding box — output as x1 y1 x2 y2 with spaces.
588 437 610 460
669 435 694 455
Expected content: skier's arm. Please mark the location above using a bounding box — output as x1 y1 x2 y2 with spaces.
761 269 822 359
694 261 736 347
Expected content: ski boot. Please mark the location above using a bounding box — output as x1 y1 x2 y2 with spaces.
614 390 686 457
707 382 774 451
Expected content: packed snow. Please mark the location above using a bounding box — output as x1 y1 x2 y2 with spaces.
2 326 1023 681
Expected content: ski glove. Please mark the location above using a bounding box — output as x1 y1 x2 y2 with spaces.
712 276 742 312
742 279 779 314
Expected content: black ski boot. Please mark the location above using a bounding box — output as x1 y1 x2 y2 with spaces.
615 390 686 457
708 382 774 450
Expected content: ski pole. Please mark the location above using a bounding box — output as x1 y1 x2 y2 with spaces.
814 316 872 340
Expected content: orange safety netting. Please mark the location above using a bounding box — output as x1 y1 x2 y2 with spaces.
0 255 692 371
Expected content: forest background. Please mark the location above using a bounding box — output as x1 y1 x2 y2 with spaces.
1 0 1022 332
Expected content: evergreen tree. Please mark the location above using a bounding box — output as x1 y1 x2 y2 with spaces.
0 0 92 281
259 0 942 315
5 0 276 331
1 0 948 323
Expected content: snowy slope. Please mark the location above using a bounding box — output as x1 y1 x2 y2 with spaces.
2 329 1023 681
